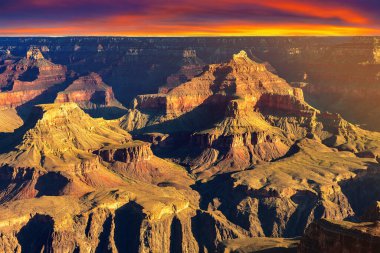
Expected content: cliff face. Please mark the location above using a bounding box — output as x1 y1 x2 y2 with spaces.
55 72 122 109
0 47 67 109
299 219 380 253
94 142 153 163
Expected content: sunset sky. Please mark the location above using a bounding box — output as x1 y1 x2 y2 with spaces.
1 0 380 36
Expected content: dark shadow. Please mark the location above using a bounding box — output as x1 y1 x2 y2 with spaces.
85 213 93 237
339 162 380 217
0 65 6 75
114 202 145 253
191 211 218 253
95 215 113 253
252 247 298 253
271 141 301 162
284 191 319 237
35 172 69 197
84 106 128 120
170 216 183 253
16 214 54 253
18 67 39 82
191 172 240 210
0 78 73 154
191 172 255 233
0 105 43 154
134 92 228 136
210 65 234 94
16 78 73 120
0 165 36 204
90 90 108 104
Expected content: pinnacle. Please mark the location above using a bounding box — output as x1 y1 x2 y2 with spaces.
233 50 249 59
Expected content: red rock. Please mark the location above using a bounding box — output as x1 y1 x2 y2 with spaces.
55 72 121 108
0 47 66 109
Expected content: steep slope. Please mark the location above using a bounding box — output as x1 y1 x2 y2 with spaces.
201 139 376 237
55 72 126 118
0 108 23 133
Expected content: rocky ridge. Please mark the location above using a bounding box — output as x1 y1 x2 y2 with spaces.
0 47 67 109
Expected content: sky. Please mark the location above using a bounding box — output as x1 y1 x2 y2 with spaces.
0 0 379 36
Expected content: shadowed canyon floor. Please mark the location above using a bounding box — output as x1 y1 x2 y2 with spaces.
0 45 379 252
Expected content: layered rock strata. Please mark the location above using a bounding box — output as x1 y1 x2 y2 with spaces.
0 47 66 109
55 72 123 109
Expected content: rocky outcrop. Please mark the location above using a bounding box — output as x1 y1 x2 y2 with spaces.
0 47 66 109
299 219 380 253
94 142 153 163
132 94 167 112
26 47 44 60
55 72 122 109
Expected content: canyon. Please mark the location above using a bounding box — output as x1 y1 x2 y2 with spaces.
0 39 379 252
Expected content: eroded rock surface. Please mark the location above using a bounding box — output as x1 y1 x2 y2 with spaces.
55 72 122 109
0 47 67 109
299 219 380 253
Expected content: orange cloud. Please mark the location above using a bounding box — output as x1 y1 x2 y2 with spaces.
0 0 378 36
238 0 369 24
0 21 377 36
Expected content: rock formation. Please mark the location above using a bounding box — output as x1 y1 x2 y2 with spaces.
125 51 380 179
0 47 67 109
299 219 380 253
55 72 123 109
